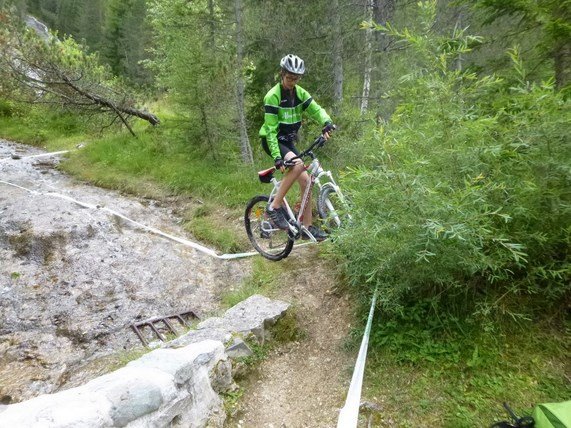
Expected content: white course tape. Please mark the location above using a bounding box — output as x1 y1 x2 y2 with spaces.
0 150 70 163
0 179 258 260
1 148 317 260
337 288 379 428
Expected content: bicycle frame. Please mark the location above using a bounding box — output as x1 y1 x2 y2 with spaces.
266 154 347 241
246 129 352 260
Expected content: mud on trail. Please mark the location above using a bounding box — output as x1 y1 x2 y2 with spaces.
0 140 355 426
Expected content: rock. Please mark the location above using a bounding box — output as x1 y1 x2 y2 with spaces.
87 366 174 426
225 338 253 359
0 296 293 426
128 340 222 386
0 340 228 427
0 140 250 402
168 295 289 349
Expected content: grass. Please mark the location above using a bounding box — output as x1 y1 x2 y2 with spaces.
221 387 245 417
182 202 249 254
1 104 271 252
0 109 89 151
61 124 262 206
359 318 570 427
220 257 285 308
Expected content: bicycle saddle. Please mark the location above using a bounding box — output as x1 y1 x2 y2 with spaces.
258 167 275 183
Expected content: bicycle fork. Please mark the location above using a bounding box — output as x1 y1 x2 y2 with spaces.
317 172 352 225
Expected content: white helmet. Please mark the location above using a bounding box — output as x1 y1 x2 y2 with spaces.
280 54 305 75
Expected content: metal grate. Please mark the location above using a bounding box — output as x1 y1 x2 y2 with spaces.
130 311 199 346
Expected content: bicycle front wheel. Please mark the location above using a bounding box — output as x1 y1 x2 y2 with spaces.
244 195 294 261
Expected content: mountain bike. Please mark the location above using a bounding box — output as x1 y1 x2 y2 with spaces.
244 132 351 261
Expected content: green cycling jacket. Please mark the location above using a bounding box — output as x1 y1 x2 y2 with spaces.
259 83 331 160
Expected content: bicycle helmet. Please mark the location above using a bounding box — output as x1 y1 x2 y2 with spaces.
280 54 305 75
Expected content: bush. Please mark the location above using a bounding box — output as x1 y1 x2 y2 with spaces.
0 99 16 117
333 5 570 326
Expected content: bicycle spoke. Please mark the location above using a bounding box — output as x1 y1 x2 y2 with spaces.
245 195 293 260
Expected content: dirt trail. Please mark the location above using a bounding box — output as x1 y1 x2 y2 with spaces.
229 251 355 428
0 141 356 426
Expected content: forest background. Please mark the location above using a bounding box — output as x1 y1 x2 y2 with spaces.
0 0 569 426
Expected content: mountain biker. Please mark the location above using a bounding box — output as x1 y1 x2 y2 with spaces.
259 53 334 241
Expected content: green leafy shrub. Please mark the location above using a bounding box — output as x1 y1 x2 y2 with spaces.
334 2 570 328
0 99 16 117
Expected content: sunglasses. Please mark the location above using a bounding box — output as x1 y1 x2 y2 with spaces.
284 74 302 82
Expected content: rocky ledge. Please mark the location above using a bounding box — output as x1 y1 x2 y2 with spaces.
0 295 289 428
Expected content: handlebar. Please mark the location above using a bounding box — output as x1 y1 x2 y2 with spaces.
282 125 336 167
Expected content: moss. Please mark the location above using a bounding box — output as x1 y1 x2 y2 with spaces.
8 230 33 258
271 309 306 343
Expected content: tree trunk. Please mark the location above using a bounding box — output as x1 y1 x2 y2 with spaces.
553 3 570 90
373 0 394 46
554 41 571 90
360 0 374 115
454 6 465 71
199 100 217 161
208 0 216 48
331 0 344 114
234 0 253 164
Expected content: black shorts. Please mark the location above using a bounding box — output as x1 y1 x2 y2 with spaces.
261 137 300 159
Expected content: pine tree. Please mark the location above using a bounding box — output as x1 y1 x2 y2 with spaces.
474 0 571 89
103 0 152 85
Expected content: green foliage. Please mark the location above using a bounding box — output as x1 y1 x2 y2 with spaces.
363 317 569 427
23 0 150 84
2 2 569 424
220 257 283 308
147 0 237 157
0 103 90 148
334 3 570 326
221 387 244 417
183 206 248 254
103 0 152 85
271 310 305 343
0 99 16 117
0 6 158 135
471 0 571 88
60 118 261 205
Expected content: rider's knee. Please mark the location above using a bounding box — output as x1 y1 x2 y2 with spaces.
292 161 305 175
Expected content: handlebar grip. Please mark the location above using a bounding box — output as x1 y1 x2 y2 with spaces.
283 159 298 167
323 123 336 134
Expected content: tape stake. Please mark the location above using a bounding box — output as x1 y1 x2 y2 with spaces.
337 287 379 428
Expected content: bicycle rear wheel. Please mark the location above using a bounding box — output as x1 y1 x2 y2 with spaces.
245 195 294 261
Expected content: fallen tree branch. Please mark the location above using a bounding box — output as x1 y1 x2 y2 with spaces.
0 11 160 134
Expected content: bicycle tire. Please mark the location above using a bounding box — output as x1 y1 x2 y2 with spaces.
317 183 343 229
244 195 294 261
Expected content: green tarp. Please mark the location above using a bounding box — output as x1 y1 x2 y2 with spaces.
533 401 571 428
